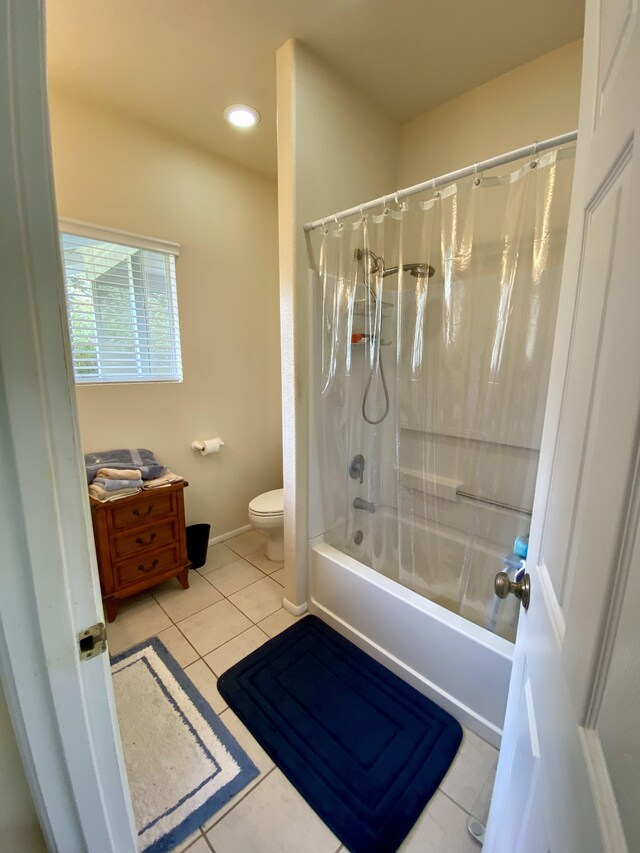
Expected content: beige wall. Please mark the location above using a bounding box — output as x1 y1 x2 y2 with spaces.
276 40 399 606
0 681 46 852
398 40 583 186
49 89 282 536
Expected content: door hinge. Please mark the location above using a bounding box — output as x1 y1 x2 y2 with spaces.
77 622 107 661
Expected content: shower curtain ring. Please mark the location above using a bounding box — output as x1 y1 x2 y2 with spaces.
383 195 389 215
473 163 481 186
530 141 539 168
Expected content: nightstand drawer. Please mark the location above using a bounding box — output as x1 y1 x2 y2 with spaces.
111 518 179 560
110 490 176 530
115 544 181 588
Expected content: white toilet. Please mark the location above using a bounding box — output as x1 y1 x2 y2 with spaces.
248 488 284 561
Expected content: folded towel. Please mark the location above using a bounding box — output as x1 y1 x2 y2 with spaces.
84 449 166 484
142 471 184 489
88 483 143 503
93 477 145 491
96 468 143 481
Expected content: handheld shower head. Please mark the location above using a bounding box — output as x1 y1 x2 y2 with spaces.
355 248 384 275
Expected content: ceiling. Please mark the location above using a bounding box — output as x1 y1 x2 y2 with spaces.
46 0 584 178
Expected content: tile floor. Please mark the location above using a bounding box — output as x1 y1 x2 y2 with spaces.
107 529 498 853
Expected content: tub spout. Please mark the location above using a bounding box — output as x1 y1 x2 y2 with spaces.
353 497 375 513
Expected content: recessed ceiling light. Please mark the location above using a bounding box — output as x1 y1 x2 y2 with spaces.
224 104 261 129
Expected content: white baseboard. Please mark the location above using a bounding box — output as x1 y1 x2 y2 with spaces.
208 524 252 546
283 598 309 616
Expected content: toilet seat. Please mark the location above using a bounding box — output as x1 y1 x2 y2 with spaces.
249 488 284 517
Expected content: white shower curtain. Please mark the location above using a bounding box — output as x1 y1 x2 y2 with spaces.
313 145 575 641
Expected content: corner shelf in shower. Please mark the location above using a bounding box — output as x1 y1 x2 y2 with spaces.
352 299 393 318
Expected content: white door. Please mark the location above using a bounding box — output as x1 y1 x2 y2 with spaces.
0 1 137 850
484 1 640 851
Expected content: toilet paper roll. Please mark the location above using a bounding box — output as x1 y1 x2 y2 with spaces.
191 438 224 456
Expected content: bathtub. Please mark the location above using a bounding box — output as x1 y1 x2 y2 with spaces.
309 541 514 748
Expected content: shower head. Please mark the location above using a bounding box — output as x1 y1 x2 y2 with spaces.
383 263 435 279
355 248 435 279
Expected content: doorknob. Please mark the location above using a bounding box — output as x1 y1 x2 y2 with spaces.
494 571 530 610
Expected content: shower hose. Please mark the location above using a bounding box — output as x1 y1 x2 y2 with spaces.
362 347 389 425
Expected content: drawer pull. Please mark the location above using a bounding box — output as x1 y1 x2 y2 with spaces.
138 559 159 573
132 505 154 518
135 533 157 546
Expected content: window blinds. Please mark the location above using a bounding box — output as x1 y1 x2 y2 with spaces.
60 225 183 384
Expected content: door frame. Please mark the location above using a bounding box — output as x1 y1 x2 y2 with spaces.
0 1 136 849
2 0 624 850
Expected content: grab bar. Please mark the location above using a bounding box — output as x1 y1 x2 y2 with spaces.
456 490 532 516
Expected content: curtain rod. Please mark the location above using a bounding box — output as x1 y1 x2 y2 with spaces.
303 130 578 233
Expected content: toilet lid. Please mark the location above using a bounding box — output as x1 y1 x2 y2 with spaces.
249 488 284 516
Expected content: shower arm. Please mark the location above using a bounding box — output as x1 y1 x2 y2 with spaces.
303 130 578 232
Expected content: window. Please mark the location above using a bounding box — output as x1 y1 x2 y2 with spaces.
60 221 182 383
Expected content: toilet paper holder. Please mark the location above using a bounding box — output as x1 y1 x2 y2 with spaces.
191 438 224 456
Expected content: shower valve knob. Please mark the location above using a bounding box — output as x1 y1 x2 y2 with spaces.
349 454 365 484
494 571 531 610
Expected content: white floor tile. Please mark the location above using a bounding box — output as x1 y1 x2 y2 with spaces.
242 545 284 574
203 557 265 596
177 599 253 656
116 589 153 611
203 625 270 676
198 542 239 573
107 597 172 656
470 758 497 823
200 707 275 830
228 576 283 623
440 728 499 813
399 791 478 853
225 529 266 558
257 608 302 638
153 572 223 622
185 838 212 853
270 568 285 587
183 660 227 715
173 829 208 853
206 768 340 853
156 625 199 668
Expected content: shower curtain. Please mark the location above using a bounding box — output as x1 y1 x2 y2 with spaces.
312 144 576 642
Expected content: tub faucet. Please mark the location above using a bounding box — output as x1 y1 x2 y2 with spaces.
353 497 375 513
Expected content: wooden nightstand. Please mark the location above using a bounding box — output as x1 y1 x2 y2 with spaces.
90 480 191 622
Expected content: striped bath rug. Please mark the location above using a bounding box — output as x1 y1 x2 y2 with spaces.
111 638 258 852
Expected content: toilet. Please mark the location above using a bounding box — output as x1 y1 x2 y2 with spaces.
248 488 284 561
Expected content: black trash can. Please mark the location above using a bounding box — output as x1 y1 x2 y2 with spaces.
186 523 211 569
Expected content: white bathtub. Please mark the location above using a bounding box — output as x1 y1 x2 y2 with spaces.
310 542 514 748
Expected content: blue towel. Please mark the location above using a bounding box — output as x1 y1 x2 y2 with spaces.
84 448 166 484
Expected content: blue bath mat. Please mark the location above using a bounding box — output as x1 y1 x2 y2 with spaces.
217 615 462 853
111 638 258 852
